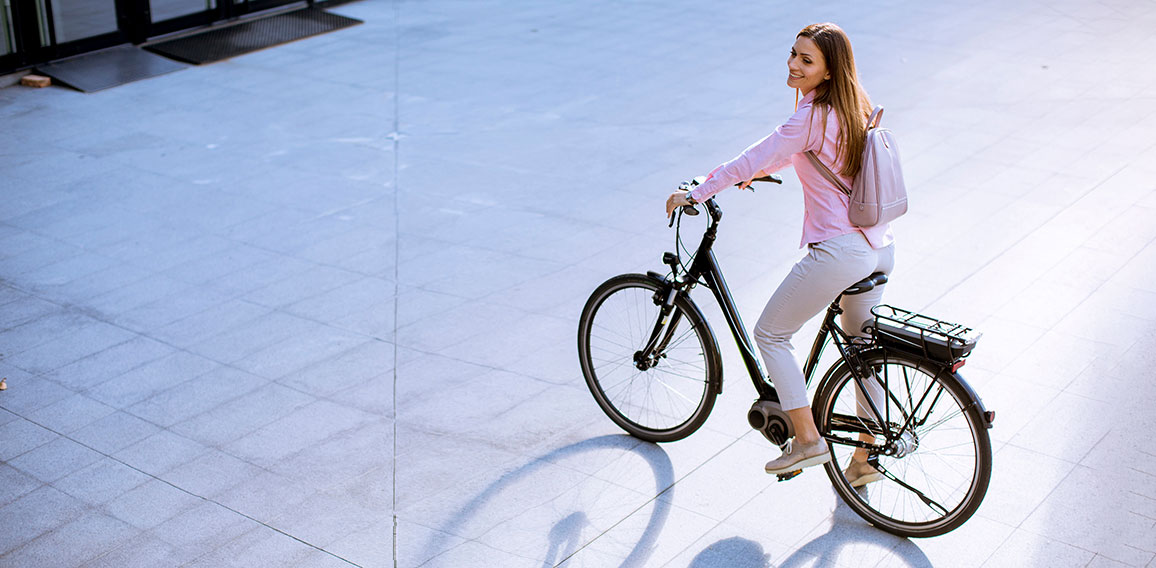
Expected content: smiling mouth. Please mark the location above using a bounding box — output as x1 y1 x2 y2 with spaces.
789 74 804 79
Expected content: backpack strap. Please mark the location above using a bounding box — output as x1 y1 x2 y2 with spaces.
805 105 885 197
805 151 852 197
868 105 884 129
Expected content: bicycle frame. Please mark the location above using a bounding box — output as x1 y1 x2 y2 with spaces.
658 198 899 422
597 189 995 535
658 198 864 402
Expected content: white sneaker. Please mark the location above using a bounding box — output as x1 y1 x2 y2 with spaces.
844 460 884 487
764 439 831 475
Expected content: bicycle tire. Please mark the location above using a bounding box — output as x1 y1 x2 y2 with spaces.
813 351 992 537
577 274 721 442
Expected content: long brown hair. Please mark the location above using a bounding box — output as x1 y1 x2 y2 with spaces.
798 23 872 178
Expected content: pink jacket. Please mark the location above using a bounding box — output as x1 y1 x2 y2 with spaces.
686 91 894 249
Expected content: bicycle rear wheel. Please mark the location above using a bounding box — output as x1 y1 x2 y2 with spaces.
578 274 720 442
814 352 991 537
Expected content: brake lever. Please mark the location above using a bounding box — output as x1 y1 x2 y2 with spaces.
668 204 699 228
735 174 784 191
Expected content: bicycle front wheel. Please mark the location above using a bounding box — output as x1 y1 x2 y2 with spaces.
814 352 992 537
577 274 720 442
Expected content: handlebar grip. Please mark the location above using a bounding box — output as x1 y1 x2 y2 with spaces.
751 174 784 184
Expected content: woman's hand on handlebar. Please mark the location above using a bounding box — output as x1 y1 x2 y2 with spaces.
735 169 766 190
665 191 691 218
737 170 783 190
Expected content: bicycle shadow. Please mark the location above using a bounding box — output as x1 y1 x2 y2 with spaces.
419 434 675 568
687 497 932 568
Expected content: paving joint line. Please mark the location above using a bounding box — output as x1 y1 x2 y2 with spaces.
391 1 402 567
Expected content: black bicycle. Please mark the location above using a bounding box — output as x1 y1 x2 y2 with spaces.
577 176 995 538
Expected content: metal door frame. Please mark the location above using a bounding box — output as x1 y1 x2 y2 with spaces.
0 0 313 74
144 0 310 40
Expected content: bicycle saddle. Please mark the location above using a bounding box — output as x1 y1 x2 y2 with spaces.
843 272 888 295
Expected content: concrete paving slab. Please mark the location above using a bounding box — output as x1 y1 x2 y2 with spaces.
80 532 197 568
2 510 139 567
101 479 200 531
3 0 1156 566
0 485 88 555
52 457 151 507
0 462 42 508
22 393 117 436
8 435 105 484
176 525 318 567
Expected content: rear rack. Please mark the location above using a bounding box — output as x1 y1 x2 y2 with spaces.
867 305 981 363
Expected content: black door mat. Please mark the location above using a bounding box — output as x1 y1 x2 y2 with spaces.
144 7 362 65
34 45 188 93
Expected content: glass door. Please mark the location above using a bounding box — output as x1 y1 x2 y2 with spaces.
150 0 215 22
49 0 120 43
2 0 137 69
1 2 14 57
229 0 305 18
0 1 15 72
144 0 220 37
145 0 306 37
0 0 319 74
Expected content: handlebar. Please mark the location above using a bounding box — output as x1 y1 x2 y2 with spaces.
665 174 785 271
673 174 784 223
748 175 784 185
692 197 715 221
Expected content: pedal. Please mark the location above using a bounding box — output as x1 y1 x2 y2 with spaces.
776 469 803 482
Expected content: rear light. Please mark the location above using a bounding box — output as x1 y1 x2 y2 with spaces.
951 359 966 372
984 410 996 428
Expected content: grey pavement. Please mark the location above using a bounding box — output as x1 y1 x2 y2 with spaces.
3 0 1156 566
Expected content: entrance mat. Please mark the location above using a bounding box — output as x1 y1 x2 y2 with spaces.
144 7 362 65
35 46 188 93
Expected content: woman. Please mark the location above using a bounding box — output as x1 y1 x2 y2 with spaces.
664 23 894 482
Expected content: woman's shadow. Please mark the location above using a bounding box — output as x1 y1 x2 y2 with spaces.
687 498 932 568
688 537 771 568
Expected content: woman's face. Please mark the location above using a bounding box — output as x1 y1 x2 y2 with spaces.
787 36 829 95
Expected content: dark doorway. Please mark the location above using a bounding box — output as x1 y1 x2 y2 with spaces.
1 0 310 75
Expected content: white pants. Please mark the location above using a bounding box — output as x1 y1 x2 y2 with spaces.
753 232 896 410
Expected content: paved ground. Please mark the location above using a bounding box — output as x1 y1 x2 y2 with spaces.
3 0 1156 566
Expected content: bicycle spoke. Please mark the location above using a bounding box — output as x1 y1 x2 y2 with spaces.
591 323 641 345
653 377 698 404
579 277 716 437
817 353 990 536
873 460 949 516
919 409 967 435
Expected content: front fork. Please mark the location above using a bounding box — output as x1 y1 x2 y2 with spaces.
633 278 684 370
